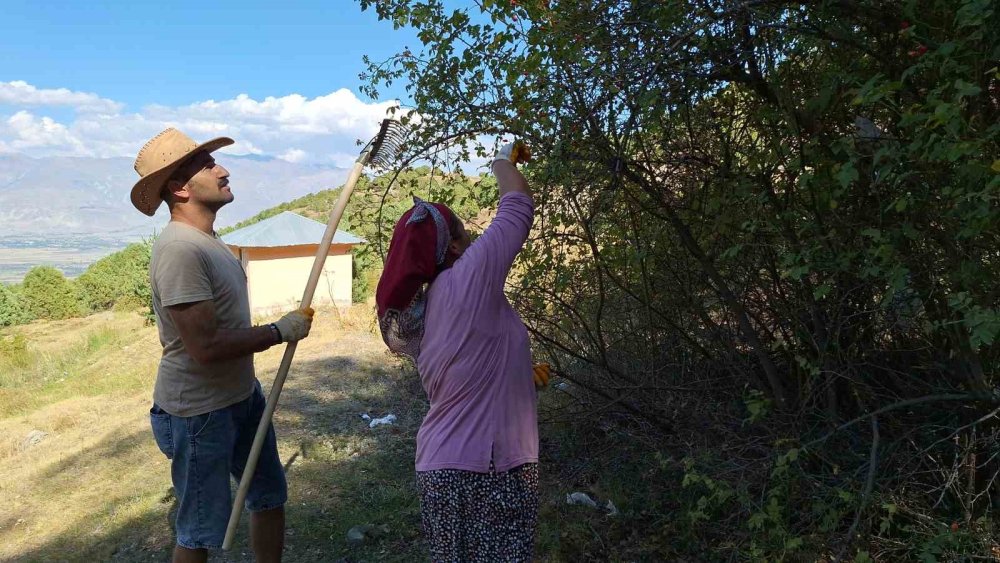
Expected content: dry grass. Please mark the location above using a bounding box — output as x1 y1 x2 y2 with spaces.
0 311 160 417
0 305 428 562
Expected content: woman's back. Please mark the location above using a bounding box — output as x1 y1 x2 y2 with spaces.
416 192 537 473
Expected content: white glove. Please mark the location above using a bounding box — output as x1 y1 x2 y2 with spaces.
493 140 532 165
273 307 314 342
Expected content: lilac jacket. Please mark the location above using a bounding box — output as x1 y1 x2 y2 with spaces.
415 192 537 472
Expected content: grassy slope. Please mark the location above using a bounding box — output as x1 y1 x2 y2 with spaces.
0 309 676 562
0 310 431 562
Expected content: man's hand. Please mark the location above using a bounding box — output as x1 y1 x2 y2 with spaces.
533 362 551 389
494 140 532 165
274 307 315 343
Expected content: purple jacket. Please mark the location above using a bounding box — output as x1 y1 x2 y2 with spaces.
415 192 537 472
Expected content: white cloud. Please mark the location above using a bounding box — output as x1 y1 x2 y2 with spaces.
0 111 87 155
0 81 401 166
232 139 264 156
327 152 361 168
0 80 123 113
279 148 308 163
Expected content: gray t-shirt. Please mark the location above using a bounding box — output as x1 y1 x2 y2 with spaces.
150 221 255 417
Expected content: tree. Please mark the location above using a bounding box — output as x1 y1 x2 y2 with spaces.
0 283 32 327
357 0 1000 558
20 266 83 321
76 241 153 312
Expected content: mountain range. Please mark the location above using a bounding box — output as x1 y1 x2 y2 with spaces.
0 153 350 282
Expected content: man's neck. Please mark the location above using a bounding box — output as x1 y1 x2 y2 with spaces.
170 205 218 235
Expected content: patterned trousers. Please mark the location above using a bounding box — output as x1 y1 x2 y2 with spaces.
416 463 539 563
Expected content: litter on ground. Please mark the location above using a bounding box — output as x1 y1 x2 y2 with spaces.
566 491 619 516
368 414 397 428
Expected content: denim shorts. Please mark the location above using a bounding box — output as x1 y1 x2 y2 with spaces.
149 380 287 550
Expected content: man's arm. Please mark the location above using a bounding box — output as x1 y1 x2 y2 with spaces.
167 299 277 364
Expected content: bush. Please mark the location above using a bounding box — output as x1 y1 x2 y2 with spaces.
361 0 1000 558
0 333 30 370
20 266 83 321
76 241 153 313
0 283 32 327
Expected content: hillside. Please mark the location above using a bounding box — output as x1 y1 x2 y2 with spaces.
220 166 496 236
0 309 648 561
0 309 424 561
218 166 499 301
0 166 499 332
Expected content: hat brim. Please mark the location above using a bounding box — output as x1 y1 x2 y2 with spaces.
130 136 235 216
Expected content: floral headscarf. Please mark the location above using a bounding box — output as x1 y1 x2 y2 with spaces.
375 197 457 360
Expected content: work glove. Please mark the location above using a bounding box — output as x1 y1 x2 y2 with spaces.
532 362 551 389
494 140 532 165
274 307 315 343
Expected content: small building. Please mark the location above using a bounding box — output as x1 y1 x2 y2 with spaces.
222 211 364 315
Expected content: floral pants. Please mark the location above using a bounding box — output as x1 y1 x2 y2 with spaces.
416 463 539 563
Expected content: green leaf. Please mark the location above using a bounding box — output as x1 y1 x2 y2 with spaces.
813 285 831 299
836 163 859 189
954 79 982 98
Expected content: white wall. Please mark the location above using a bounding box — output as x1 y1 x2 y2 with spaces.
240 245 354 316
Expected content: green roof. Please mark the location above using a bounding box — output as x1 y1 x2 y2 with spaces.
222 211 364 248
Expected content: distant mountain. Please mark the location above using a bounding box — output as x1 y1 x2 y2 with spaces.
0 153 350 282
0 153 349 239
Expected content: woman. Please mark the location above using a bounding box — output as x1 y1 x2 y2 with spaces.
376 142 547 562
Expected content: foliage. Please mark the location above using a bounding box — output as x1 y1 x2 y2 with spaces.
1 241 153 327
0 332 30 371
19 266 83 321
0 283 33 327
76 240 153 313
357 0 1000 559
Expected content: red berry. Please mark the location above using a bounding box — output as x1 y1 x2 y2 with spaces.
900 20 910 29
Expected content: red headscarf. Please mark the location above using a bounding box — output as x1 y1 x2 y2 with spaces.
376 197 457 359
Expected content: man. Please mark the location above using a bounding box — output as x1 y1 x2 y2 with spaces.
131 128 313 562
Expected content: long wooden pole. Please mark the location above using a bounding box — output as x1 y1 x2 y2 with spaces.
222 158 367 550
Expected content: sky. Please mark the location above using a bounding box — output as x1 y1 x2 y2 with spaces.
0 0 424 167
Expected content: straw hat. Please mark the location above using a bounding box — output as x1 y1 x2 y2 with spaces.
130 128 234 216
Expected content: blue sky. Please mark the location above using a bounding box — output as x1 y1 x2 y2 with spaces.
0 0 428 166
2 0 415 107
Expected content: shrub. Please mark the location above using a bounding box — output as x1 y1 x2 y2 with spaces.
76 240 153 313
20 266 83 321
359 0 1000 558
0 333 29 369
0 283 32 327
